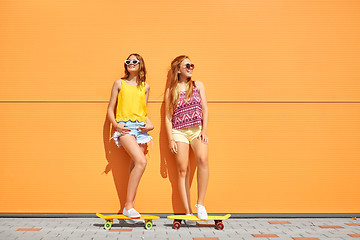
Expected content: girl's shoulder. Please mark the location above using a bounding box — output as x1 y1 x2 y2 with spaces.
144 82 150 91
193 80 204 89
113 79 122 90
115 79 123 85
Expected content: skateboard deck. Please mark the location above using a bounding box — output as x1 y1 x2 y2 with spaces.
167 214 231 230
96 213 159 230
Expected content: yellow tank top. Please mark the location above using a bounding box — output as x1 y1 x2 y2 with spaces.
115 79 147 122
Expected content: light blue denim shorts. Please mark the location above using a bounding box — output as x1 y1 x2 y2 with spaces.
112 120 152 147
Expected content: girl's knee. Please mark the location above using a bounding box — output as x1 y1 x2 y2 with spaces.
134 157 147 169
197 157 208 168
178 168 188 178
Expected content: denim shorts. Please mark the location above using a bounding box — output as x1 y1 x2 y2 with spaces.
172 125 202 144
112 120 152 147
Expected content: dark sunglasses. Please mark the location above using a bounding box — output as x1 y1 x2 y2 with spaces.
184 63 194 70
125 59 140 65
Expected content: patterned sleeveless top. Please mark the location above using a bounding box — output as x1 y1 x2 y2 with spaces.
172 84 203 129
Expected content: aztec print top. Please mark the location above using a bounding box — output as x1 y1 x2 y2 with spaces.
172 83 203 129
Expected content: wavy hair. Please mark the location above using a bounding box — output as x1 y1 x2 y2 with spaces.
121 53 146 86
167 55 194 115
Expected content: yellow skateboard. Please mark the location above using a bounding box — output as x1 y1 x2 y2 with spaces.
96 213 159 230
167 214 231 230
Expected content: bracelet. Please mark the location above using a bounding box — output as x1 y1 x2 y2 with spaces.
169 139 175 144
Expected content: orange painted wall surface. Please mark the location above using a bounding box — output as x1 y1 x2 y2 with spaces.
1 0 360 213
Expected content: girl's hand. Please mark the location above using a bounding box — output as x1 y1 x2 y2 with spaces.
198 130 209 144
138 123 154 133
169 139 178 154
115 123 131 134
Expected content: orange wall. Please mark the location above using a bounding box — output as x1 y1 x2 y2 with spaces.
1 0 360 213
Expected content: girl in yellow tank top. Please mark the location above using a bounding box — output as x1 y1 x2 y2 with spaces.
115 79 147 123
107 53 154 220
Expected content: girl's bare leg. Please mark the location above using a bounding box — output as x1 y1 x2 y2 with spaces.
190 139 209 206
175 142 192 214
185 164 192 214
127 144 146 208
120 135 147 210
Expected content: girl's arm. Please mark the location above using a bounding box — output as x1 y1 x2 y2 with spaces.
196 81 209 144
107 80 122 127
165 89 178 154
107 80 130 133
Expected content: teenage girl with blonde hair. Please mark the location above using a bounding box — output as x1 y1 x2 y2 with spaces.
107 53 154 219
165 55 209 219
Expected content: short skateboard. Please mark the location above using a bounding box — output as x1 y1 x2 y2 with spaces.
96 213 159 230
167 214 231 230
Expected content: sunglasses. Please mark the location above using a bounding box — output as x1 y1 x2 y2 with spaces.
184 63 195 70
125 59 140 65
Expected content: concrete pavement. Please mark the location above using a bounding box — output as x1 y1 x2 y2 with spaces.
0 216 359 240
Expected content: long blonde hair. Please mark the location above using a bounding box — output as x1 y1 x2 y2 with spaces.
167 55 195 115
121 53 146 86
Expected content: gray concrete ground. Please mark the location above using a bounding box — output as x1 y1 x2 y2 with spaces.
0 216 359 240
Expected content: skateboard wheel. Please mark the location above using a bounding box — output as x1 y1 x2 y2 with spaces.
145 221 153 230
216 221 224 230
173 220 181 229
104 221 112 230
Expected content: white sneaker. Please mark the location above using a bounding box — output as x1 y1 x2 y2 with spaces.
122 208 141 218
184 214 196 225
196 204 208 220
